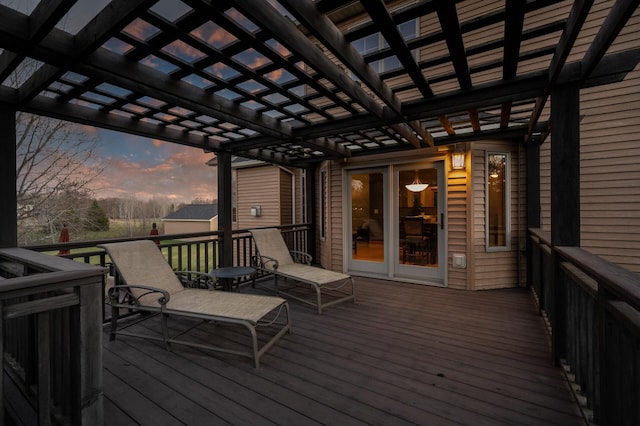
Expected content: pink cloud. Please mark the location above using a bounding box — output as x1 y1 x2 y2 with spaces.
191 22 237 49
90 139 216 203
123 18 158 41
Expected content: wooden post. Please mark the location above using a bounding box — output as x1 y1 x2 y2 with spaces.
0 107 17 248
75 279 104 425
526 138 541 305
217 151 233 267
305 166 317 262
550 82 580 366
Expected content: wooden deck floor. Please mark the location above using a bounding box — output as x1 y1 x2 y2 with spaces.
102 277 584 426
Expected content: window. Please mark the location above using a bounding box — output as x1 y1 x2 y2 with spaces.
231 168 237 223
301 169 307 224
320 168 327 240
486 152 510 250
350 19 418 74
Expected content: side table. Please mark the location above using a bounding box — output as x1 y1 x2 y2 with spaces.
208 266 256 291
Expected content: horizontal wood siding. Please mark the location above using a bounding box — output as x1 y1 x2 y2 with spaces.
579 63 640 273
447 148 470 290
471 142 525 290
163 220 213 235
329 161 344 272
279 169 293 226
538 4 640 273
317 162 332 270
236 166 280 230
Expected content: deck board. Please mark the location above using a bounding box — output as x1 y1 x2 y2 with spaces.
103 277 584 425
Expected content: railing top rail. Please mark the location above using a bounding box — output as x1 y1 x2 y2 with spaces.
556 246 640 311
528 227 551 245
22 224 312 252
0 247 106 298
24 230 222 252
0 269 104 297
0 247 104 272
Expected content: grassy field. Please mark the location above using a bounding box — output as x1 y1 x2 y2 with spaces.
50 219 219 272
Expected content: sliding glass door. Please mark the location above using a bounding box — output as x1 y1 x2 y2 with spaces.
348 169 387 275
395 163 445 284
346 163 445 285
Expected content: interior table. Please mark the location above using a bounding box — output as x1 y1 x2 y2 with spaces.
208 266 256 291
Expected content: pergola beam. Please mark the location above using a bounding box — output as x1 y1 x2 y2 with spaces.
271 0 425 148
435 0 472 91
500 0 526 128
0 0 77 83
527 0 594 139
580 0 640 82
22 95 297 166
17 0 158 104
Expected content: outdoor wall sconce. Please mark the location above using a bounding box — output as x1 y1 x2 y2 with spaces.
250 206 261 217
405 170 429 192
451 145 466 170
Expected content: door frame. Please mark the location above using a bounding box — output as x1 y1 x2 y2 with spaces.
343 159 447 286
345 167 389 276
393 161 446 286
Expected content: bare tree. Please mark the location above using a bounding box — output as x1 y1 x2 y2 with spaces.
11 60 104 242
16 113 103 221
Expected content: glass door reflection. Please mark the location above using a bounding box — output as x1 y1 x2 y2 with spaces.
351 172 384 263
398 168 438 267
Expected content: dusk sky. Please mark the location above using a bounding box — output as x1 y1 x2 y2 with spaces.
85 128 217 204
1 0 224 204
2 0 297 203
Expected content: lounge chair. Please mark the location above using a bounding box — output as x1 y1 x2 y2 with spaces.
250 228 356 314
99 240 292 368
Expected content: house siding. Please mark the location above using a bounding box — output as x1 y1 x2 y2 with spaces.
314 0 640 284
470 142 526 290
319 143 524 290
580 66 640 273
279 169 293 226
163 219 217 236
447 149 470 291
236 166 281 230
538 2 640 274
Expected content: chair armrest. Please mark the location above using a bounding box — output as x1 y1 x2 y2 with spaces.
174 270 215 289
290 250 312 265
107 285 170 307
252 254 280 271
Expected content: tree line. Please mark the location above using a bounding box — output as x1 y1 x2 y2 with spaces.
12 59 215 246
17 191 188 245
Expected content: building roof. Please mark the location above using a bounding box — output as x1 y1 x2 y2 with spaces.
0 1 637 168
206 156 265 168
162 204 218 221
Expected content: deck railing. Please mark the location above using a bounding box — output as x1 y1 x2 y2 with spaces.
2 224 309 425
27 224 310 269
528 228 640 425
0 247 106 425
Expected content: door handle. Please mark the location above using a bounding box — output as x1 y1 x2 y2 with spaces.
440 213 444 230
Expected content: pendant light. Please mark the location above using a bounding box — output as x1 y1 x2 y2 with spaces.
405 170 428 192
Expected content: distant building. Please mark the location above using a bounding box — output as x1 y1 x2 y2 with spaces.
161 203 218 236
207 156 303 230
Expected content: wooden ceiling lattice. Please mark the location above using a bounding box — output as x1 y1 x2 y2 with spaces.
0 0 638 166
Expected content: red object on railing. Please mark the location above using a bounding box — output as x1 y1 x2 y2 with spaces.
57 224 70 255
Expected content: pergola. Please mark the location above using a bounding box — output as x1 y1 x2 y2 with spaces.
0 0 639 261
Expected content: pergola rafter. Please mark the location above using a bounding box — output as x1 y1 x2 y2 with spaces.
0 0 636 165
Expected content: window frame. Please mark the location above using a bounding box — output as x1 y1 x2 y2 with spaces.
300 169 307 224
320 167 327 241
485 151 511 251
231 168 237 224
